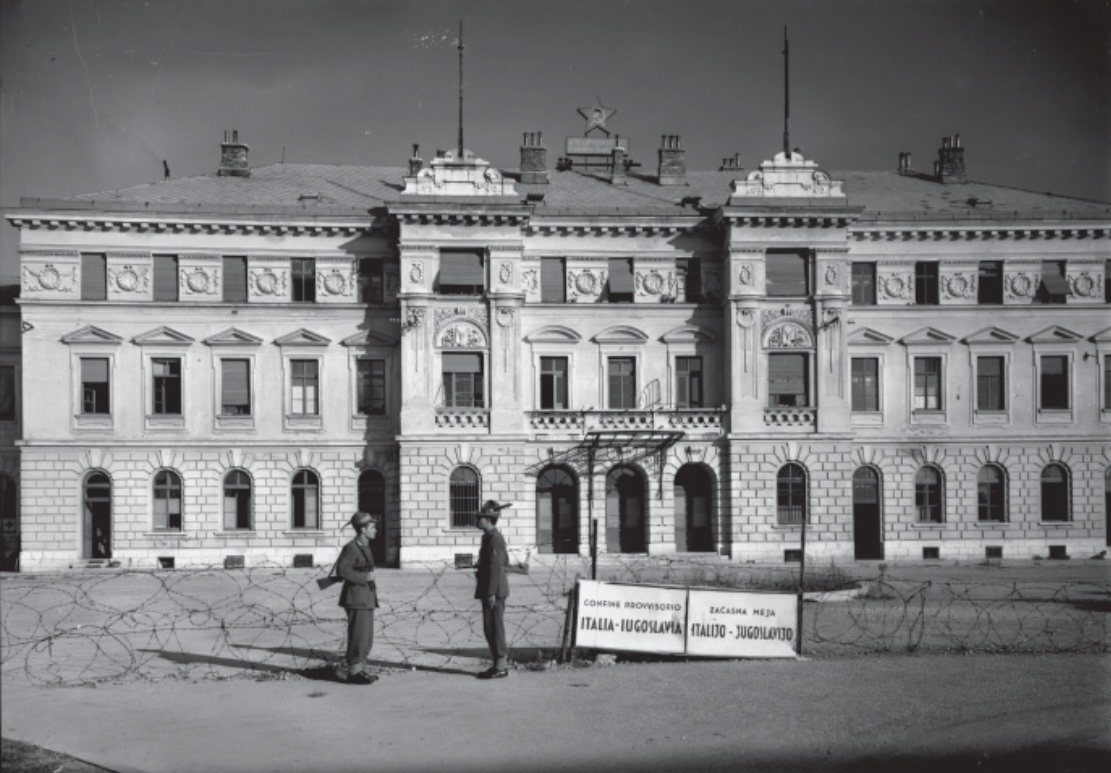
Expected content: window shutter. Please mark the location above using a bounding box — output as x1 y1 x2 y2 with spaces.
221 360 250 408
81 358 109 383
541 259 565 302
443 353 482 373
608 258 634 294
223 257 248 302
769 354 807 396
81 254 107 300
153 255 178 301
439 251 484 286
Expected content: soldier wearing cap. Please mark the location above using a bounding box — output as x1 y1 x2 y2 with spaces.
475 500 510 679
337 511 379 685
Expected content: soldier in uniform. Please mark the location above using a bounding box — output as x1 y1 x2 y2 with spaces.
338 511 379 685
475 500 511 679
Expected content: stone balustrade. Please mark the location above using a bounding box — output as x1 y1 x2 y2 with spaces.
434 409 490 429
763 407 816 428
528 408 725 435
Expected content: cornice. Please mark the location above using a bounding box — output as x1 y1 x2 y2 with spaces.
851 225 1111 241
6 213 382 237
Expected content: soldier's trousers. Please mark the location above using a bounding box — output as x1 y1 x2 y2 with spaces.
345 607 375 674
482 598 507 670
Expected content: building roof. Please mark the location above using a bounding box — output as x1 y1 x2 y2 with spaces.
31 162 1109 222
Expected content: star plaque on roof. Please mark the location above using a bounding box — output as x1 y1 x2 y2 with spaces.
577 99 617 136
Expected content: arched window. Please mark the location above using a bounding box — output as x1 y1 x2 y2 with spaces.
450 467 480 528
776 464 807 525
675 465 713 552
537 466 578 554
292 470 320 529
153 470 182 531
606 466 645 552
977 465 1005 522
223 470 252 530
915 466 943 523
84 472 112 559
1041 464 1069 522
0 473 16 572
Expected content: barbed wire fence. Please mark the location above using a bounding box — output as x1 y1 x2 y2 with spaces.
2 553 1108 687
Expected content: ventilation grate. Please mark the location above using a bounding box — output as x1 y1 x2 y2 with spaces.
923 547 940 560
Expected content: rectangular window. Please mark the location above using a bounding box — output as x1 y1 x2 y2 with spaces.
540 357 568 410
768 353 808 407
152 255 179 301
439 250 485 295
442 353 484 408
0 365 15 421
978 262 1002 304
851 358 879 412
1037 261 1069 304
152 358 182 415
291 258 316 303
81 254 107 301
291 360 319 415
914 357 942 410
676 357 703 408
1105 357 1111 409
81 358 110 414
766 249 809 296
915 262 939 305
676 259 701 302
1106 260 1111 303
153 485 182 531
1040 355 1069 410
541 259 566 303
608 357 636 409
607 258 634 303
223 257 248 303
851 263 876 305
358 259 383 303
976 356 1005 411
356 359 386 415
220 359 251 415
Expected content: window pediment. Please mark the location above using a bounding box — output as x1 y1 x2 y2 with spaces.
847 327 894 347
133 326 195 347
1092 327 1111 343
593 325 648 345
963 327 1019 346
62 325 124 346
902 327 957 346
274 329 331 347
525 325 582 344
660 325 716 344
342 330 399 347
203 328 264 347
1027 326 1082 344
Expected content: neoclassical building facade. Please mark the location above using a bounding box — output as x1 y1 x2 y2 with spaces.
5 130 1110 570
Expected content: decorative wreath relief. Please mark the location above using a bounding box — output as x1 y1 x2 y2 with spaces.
879 274 912 300
319 269 352 297
574 271 598 295
1004 273 1034 299
110 265 148 294
499 262 513 286
250 268 286 297
1067 272 1100 298
736 309 756 328
496 307 516 327
943 273 976 300
521 269 538 294
182 268 219 295
824 264 838 287
409 261 424 284
24 263 77 293
738 263 753 286
637 270 665 295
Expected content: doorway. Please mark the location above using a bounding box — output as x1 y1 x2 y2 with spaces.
675 465 713 552
606 466 645 553
537 466 578 554
83 472 112 559
852 467 883 560
357 470 388 566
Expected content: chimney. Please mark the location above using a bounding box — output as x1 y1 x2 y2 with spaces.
936 134 967 184
409 144 423 176
657 134 686 185
719 153 742 172
218 130 250 178
520 131 548 184
611 141 627 186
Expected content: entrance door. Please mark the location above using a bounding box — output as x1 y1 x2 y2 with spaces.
358 470 387 566
675 465 713 552
83 473 112 559
852 467 883 560
537 466 578 554
606 466 645 553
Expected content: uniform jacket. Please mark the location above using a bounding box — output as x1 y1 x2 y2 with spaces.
337 538 378 609
474 528 510 601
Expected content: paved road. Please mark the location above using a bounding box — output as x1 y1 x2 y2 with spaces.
3 653 1108 773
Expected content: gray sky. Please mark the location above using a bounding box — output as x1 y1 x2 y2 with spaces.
2 0 1108 282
